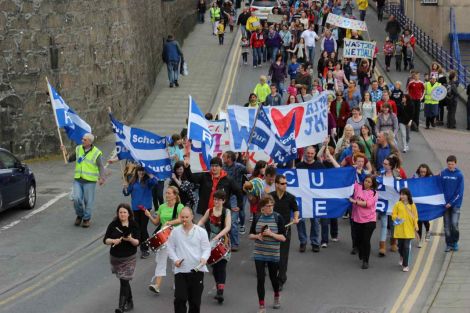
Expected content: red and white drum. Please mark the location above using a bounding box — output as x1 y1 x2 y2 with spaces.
146 225 173 252
207 240 230 265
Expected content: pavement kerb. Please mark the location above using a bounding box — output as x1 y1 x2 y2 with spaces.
367 3 457 312
210 26 241 114
0 231 105 297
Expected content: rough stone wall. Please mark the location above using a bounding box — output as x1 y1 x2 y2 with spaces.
0 0 196 159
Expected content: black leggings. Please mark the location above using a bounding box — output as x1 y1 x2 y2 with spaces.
133 210 149 251
417 220 430 239
255 260 279 301
119 279 132 301
353 221 376 263
212 259 227 285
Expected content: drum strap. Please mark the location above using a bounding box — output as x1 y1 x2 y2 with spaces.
171 202 180 220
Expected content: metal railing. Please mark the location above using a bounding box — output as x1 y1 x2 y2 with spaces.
385 2 469 86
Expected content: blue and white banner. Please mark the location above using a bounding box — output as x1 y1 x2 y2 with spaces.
47 82 92 144
277 168 447 220
399 176 446 221
188 96 214 170
251 107 297 164
109 114 172 180
278 167 356 218
227 93 328 151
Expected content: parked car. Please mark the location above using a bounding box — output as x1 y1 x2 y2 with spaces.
0 148 36 212
250 0 280 20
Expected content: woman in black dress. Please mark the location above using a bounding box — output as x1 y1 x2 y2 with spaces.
104 203 140 313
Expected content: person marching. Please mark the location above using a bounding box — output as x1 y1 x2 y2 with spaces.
391 188 419 272
423 74 441 129
123 166 157 259
61 133 105 228
197 190 232 303
167 207 211 313
103 203 140 313
145 186 184 294
349 175 379 269
270 174 299 290
249 195 286 313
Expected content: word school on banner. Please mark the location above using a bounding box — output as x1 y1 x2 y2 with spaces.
227 93 328 152
326 13 368 31
110 115 172 180
343 39 376 59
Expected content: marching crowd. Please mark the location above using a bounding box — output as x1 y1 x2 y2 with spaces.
63 1 467 313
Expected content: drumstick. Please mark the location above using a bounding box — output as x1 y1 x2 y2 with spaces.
285 218 302 228
112 237 123 247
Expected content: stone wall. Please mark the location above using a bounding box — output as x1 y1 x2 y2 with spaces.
0 0 196 159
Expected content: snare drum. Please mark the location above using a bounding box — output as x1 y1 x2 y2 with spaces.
207 240 230 265
146 225 173 252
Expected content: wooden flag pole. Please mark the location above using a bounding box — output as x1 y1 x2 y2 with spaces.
46 77 68 164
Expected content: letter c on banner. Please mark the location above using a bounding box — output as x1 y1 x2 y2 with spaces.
284 170 297 185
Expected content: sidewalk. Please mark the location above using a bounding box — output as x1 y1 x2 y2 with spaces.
134 17 238 136
365 4 470 313
366 1 468 131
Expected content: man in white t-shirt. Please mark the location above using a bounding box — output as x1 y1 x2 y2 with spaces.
301 24 319 64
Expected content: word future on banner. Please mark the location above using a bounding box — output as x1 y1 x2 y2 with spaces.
190 120 230 173
227 93 328 151
326 13 368 32
343 39 376 59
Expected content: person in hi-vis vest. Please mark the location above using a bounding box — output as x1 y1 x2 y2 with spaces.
61 133 106 228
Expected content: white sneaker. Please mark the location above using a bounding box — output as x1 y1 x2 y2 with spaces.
399 257 403 266
321 243 328 248
418 240 423 248
331 237 339 242
402 266 409 272
425 231 431 241
148 284 160 294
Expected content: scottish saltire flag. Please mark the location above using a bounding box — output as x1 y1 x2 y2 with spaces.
252 107 297 164
47 82 92 144
399 176 446 221
187 96 214 170
109 114 172 180
278 167 356 218
376 176 400 214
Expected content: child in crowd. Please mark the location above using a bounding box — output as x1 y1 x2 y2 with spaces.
405 42 414 70
287 79 297 97
241 36 250 65
288 55 300 81
217 20 225 45
392 188 418 272
395 41 403 71
383 37 394 72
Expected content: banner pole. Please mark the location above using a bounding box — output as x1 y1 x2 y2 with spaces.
46 77 68 164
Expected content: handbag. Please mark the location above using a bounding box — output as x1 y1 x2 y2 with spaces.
180 60 189 76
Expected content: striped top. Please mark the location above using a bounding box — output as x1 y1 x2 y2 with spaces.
250 213 284 262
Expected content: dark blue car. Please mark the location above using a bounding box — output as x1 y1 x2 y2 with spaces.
0 148 36 212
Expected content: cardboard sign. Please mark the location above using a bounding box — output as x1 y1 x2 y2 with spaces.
343 39 376 59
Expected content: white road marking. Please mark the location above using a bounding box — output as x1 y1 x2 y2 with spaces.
0 192 69 233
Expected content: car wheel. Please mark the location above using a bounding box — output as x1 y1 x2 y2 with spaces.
23 183 36 210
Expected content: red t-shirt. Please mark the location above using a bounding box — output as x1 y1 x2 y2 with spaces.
376 100 397 115
407 80 425 100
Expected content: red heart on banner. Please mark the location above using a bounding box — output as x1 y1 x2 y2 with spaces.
270 106 304 138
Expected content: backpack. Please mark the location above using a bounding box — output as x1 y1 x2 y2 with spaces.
445 83 453 100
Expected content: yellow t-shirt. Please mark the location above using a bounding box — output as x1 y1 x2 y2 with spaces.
217 23 225 35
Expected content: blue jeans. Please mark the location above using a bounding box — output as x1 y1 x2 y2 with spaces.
230 210 240 247
166 61 179 84
297 218 320 246
443 207 460 246
240 25 247 38
198 12 205 23
321 218 338 244
261 46 267 62
273 81 285 97
378 211 388 242
307 46 315 63
252 48 262 66
267 46 279 62
73 180 96 221
281 46 289 64
359 10 366 21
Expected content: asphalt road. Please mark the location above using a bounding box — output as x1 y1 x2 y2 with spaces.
0 19 448 313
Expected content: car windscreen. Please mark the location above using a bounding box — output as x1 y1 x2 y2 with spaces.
251 0 277 7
